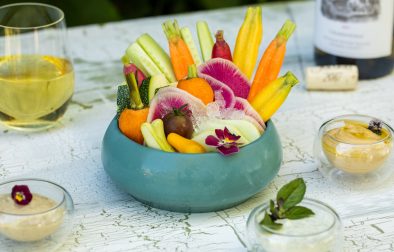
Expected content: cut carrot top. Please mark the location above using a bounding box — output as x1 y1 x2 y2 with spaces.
162 20 195 80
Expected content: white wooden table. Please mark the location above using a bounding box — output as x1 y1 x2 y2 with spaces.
1 1 394 251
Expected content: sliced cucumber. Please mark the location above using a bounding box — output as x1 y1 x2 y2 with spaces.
125 42 161 77
137 34 176 83
195 120 250 143
181 27 202 66
149 74 169 102
141 122 161 150
196 21 214 62
116 82 130 118
139 74 169 105
218 119 260 142
141 120 174 152
151 119 174 152
139 77 151 106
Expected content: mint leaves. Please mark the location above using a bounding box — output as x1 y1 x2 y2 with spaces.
260 178 314 230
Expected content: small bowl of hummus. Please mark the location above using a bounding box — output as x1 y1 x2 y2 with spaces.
315 114 393 188
0 178 74 251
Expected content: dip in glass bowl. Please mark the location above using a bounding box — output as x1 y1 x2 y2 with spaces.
314 114 393 188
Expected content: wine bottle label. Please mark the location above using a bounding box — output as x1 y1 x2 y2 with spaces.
315 0 394 59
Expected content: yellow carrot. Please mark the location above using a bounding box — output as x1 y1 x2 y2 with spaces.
250 71 296 110
167 133 206 154
258 85 293 122
233 6 263 79
162 20 195 80
253 71 299 122
248 20 296 101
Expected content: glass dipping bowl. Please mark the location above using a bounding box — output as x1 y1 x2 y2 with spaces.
314 114 394 188
246 198 343 252
0 178 74 252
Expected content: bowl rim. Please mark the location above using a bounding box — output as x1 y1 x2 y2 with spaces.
0 178 73 216
249 198 341 237
319 114 393 146
0 2 65 30
108 116 275 157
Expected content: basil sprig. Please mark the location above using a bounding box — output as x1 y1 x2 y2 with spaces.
260 178 314 230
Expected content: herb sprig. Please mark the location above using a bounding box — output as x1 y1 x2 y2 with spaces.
368 119 383 135
260 178 314 230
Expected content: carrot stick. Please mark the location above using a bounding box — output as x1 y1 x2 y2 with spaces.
247 20 296 101
162 20 195 80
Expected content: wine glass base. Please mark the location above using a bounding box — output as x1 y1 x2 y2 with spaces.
0 99 70 132
0 120 60 132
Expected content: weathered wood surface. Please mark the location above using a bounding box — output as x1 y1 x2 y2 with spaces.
1 1 394 251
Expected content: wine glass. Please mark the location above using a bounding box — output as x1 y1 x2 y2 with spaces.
0 3 74 131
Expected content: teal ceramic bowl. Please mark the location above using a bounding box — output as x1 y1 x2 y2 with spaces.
102 117 282 213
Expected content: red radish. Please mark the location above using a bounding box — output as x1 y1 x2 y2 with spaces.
234 97 265 129
147 87 207 123
198 73 236 109
198 58 250 99
123 63 146 87
212 30 232 61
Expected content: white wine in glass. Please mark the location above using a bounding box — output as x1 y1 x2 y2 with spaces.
0 3 74 131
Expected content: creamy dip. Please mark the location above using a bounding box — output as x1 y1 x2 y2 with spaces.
251 202 342 252
322 121 392 174
0 194 65 242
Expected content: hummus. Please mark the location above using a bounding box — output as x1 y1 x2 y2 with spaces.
322 121 392 174
0 194 65 242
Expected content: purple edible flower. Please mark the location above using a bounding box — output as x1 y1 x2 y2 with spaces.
205 127 242 156
11 185 33 206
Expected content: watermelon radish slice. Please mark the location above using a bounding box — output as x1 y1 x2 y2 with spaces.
147 87 207 123
198 58 251 99
234 97 265 129
243 115 264 133
198 73 235 109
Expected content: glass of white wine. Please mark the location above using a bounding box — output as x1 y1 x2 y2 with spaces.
0 3 74 131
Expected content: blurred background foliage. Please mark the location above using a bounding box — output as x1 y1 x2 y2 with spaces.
1 0 302 26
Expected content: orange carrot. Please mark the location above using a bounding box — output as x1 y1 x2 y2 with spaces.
248 20 296 101
118 108 149 144
162 20 194 80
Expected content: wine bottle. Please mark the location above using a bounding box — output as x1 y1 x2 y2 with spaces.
314 0 394 79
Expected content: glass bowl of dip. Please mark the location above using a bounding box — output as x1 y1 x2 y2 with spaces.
0 178 74 252
315 114 394 188
246 198 343 252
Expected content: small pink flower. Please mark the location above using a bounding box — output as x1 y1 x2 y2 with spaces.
11 185 33 206
205 127 242 156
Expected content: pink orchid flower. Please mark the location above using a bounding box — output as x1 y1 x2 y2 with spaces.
205 127 242 156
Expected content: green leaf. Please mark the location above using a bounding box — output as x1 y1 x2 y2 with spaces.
285 206 315 220
276 178 306 210
260 212 282 230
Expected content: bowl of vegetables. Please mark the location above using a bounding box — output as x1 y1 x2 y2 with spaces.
102 7 298 212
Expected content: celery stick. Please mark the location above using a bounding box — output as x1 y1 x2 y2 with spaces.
125 42 161 77
125 73 144 109
137 34 176 83
180 27 202 66
197 21 214 62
